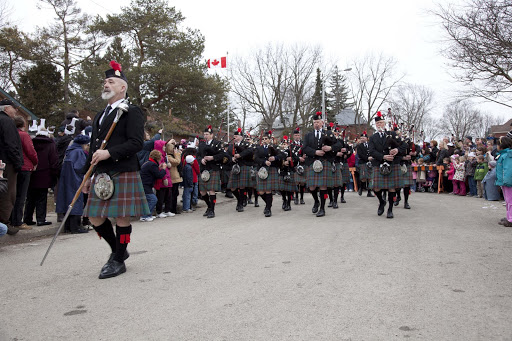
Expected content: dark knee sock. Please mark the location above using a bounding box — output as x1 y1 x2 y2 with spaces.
340 186 345 199
254 191 259 203
114 224 132 262
202 194 211 209
404 187 410 202
210 194 217 211
328 188 333 202
396 188 402 201
281 191 287 202
388 192 395 211
247 188 253 199
333 187 340 202
311 188 319 204
288 192 293 203
320 189 328 209
375 190 384 204
300 185 305 199
232 189 240 204
93 218 116 253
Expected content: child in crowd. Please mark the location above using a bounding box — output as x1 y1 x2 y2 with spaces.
182 155 195 213
452 155 466 196
474 155 489 198
140 150 167 222
416 158 426 191
446 155 456 194
465 152 478 196
441 157 452 193
483 160 500 201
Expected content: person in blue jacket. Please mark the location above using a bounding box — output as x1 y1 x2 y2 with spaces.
496 136 512 227
140 149 167 222
137 129 162 166
56 134 90 233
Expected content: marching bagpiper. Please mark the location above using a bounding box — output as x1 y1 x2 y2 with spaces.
197 125 225 218
395 126 416 209
278 135 299 211
330 125 353 207
356 131 375 197
291 127 306 205
254 130 282 217
368 112 407 218
302 112 342 217
227 128 254 212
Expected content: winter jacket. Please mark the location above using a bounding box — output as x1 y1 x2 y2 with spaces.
474 162 489 181
496 148 512 187
154 140 172 188
55 134 73 168
482 168 500 200
29 135 59 188
167 151 183 184
183 163 194 188
140 158 166 194
436 149 450 166
55 143 87 215
137 133 161 166
0 111 23 171
453 162 465 181
446 163 455 181
465 159 477 177
18 129 38 171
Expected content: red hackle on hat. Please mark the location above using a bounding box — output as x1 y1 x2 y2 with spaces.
329 122 334 128
237 128 242 133
208 125 212 129
110 60 122 71
283 135 288 140
363 130 367 135
377 111 382 117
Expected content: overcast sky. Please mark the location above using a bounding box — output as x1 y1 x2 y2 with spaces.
6 0 512 121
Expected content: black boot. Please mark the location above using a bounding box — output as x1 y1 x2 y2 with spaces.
387 192 395 218
394 189 401 206
367 189 374 197
403 187 411 209
208 195 216 218
294 192 299 205
99 224 131 279
340 187 346 203
311 188 319 213
375 190 386 216
317 189 327 217
254 192 260 207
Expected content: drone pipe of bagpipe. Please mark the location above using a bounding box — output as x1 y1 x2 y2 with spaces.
40 100 129 266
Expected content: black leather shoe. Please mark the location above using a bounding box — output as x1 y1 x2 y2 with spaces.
24 221 36 226
207 210 215 218
102 250 130 273
282 202 287 210
6 225 19 235
242 198 247 207
332 201 339 209
340 198 346 203
248 199 254 204
203 209 210 217
387 209 394 218
225 191 234 198
99 260 126 279
378 202 386 216
312 203 319 214
294 197 299 205
394 199 400 206
316 209 325 217
300 199 305 205
70 227 89 234
37 221 52 226
404 202 411 209
254 201 260 207
284 204 291 211
264 208 271 217
367 191 375 197
358 187 363 196
328 201 333 207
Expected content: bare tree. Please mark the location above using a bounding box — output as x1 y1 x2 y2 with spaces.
34 0 104 104
349 53 405 130
230 43 291 130
432 0 512 108
439 100 481 140
421 116 444 142
472 112 506 138
387 83 435 130
0 0 12 29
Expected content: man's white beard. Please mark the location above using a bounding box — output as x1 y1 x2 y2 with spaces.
101 89 116 100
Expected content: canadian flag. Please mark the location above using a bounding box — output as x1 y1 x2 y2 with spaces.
207 56 227 69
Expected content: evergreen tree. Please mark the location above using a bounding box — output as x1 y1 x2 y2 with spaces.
328 65 351 122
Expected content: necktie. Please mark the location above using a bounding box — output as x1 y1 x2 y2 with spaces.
316 131 320 140
365 143 368 148
100 105 112 125
379 132 383 138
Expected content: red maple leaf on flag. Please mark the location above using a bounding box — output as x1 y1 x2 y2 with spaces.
212 59 220 66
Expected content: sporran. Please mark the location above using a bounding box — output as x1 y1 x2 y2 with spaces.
93 173 115 200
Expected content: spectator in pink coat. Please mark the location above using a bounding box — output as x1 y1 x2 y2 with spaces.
154 139 173 218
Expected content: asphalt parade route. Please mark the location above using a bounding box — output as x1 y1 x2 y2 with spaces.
1 191 511 340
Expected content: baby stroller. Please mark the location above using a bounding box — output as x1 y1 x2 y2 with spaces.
416 167 436 193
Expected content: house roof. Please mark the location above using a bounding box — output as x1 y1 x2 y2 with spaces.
335 108 366 126
0 86 38 120
490 118 512 134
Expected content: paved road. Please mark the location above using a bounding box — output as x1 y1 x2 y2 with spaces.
1 192 511 340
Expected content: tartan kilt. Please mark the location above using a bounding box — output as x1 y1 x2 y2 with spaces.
341 163 351 185
199 170 221 192
227 165 252 189
333 163 343 187
359 163 372 181
371 163 402 190
279 173 298 192
256 167 280 192
306 160 335 188
85 171 150 218
294 168 307 185
399 164 414 187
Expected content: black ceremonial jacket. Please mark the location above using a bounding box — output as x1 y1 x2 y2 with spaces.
302 129 342 166
368 131 407 167
254 144 283 168
227 140 254 167
356 141 371 164
197 139 225 172
83 103 144 174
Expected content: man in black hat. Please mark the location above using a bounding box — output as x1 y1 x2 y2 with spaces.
82 61 149 279
0 99 24 235
356 131 374 197
368 112 406 218
302 112 342 217
227 128 254 212
291 127 306 205
198 125 225 218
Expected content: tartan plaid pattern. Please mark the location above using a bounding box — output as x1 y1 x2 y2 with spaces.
371 163 402 190
85 171 150 218
333 163 343 187
399 164 414 187
294 168 307 185
256 167 280 192
199 170 221 192
306 160 335 188
341 163 351 185
227 165 252 189
358 163 372 181
279 172 298 192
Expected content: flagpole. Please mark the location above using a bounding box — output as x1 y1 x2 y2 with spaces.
226 51 230 142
